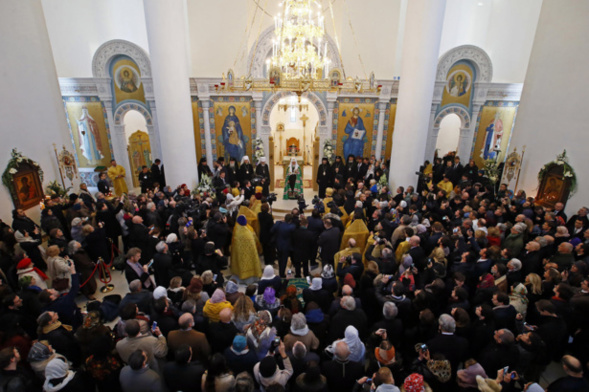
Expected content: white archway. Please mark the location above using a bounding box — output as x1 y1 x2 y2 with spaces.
435 113 461 157
92 39 151 78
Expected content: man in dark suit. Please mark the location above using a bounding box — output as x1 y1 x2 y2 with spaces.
427 313 469 373
291 217 316 277
150 159 165 187
448 156 463 184
271 214 296 277
408 235 426 271
317 218 341 267
138 166 153 194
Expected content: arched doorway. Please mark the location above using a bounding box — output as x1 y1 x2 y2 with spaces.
124 110 151 188
268 94 320 193
435 113 461 158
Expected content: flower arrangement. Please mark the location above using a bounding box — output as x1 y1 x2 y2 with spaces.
252 138 265 165
45 180 72 198
482 159 500 185
538 150 577 196
193 174 215 197
2 149 44 191
377 173 389 192
323 139 335 165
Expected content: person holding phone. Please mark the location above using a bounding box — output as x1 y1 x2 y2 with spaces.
253 338 293 390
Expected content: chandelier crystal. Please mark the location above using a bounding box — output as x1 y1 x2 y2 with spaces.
271 0 330 80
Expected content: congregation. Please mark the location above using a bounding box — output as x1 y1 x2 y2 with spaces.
1 152 589 392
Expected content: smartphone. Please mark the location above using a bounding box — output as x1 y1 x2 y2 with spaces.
147 259 154 268
420 344 428 352
273 337 280 345
511 372 516 380
503 366 509 374
213 274 218 281
365 378 372 383
152 321 158 332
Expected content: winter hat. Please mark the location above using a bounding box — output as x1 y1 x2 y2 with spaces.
71 217 82 227
403 373 425 392
259 356 277 378
211 288 226 303
290 313 309 336
263 287 276 304
343 273 356 288
237 215 247 226
16 258 33 270
232 335 247 352
28 341 52 362
400 200 407 208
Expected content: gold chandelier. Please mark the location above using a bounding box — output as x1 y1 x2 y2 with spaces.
270 0 329 80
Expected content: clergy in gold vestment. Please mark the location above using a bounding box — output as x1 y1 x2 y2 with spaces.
238 205 260 238
340 214 370 251
107 160 128 196
334 238 362 274
231 215 262 280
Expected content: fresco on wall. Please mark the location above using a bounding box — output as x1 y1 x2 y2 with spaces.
191 98 205 161
336 99 375 160
383 101 397 161
440 62 475 110
471 101 518 168
64 97 113 168
112 57 146 105
213 98 254 163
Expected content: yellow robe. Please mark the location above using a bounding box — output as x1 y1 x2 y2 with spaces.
340 219 370 251
231 224 262 280
437 179 453 195
238 206 260 238
107 165 128 196
395 240 411 263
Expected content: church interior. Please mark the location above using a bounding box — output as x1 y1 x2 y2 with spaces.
1 0 589 390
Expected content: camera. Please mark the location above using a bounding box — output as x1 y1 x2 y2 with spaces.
312 195 321 205
267 193 277 205
420 344 428 352
312 195 325 213
297 195 308 211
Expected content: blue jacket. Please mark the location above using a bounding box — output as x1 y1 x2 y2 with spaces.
271 221 296 251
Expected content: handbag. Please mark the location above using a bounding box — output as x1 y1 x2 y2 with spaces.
52 277 69 292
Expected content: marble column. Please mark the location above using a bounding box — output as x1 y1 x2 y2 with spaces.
201 100 214 167
389 0 446 189
0 0 72 222
375 102 387 160
323 93 337 161
143 0 199 187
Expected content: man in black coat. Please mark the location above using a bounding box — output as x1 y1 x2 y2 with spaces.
150 159 165 187
328 296 368 341
427 313 469 373
163 345 205 392
316 158 332 198
255 157 271 184
322 341 364 392
478 328 520 376
291 217 316 277
258 203 275 265
138 166 153 194
317 218 340 267
95 198 123 245
208 308 239 354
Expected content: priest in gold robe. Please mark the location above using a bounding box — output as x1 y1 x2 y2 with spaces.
334 238 363 274
231 215 262 280
107 159 128 196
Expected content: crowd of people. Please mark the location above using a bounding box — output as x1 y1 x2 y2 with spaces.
0 151 588 392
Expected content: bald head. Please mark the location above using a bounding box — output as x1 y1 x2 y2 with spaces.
562 355 583 375
334 341 350 361
178 313 194 330
219 307 232 323
410 235 421 246
559 242 573 254
132 215 143 224
348 238 356 248
341 285 353 296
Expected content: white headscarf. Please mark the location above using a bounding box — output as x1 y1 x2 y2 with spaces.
310 277 322 291
341 325 365 362
261 265 276 280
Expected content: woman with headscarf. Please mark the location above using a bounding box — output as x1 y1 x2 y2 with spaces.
255 287 281 316
230 215 262 281
225 280 242 305
245 310 277 360
281 284 302 314
203 288 234 323
258 265 282 295
283 157 303 200
232 295 257 332
284 313 319 352
27 341 65 380
303 277 333 313
325 325 365 363
46 245 72 292
74 311 113 360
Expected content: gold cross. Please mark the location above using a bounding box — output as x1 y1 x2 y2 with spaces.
300 113 309 127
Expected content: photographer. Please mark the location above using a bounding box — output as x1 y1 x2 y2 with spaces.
253 338 293 391
365 234 397 275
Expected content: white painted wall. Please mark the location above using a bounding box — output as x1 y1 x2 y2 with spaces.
509 0 589 215
41 0 149 77
0 0 74 224
435 113 461 156
439 0 542 83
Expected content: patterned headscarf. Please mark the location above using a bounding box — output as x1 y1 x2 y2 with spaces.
404 373 425 392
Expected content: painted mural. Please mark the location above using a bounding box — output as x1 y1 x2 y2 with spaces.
112 57 146 105
63 97 113 168
336 99 375 160
383 101 397 160
440 62 475 110
213 98 254 163
471 101 518 168
191 98 205 161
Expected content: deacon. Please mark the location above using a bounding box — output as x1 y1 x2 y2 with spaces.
107 159 128 196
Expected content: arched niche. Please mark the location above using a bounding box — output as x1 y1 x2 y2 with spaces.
92 39 151 78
